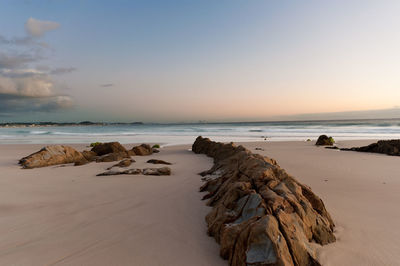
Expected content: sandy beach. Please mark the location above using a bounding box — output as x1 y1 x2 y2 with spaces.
0 140 399 265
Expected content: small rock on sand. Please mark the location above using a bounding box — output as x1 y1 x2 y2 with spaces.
143 167 171 176
146 159 172 165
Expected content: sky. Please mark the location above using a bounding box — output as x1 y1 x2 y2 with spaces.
1 0 400 122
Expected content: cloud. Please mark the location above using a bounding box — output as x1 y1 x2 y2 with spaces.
0 18 75 114
50 67 76 75
0 52 40 69
100 83 114 87
0 93 73 114
25 18 60 37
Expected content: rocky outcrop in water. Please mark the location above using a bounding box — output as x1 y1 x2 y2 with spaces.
315 135 335 146
341 139 400 156
192 136 335 266
19 145 86 169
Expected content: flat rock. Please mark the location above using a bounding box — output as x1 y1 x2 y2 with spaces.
143 167 171 176
19 145 86 169
146 159 172 165
192 136 335 266
97 168 142 176
107 158 135 170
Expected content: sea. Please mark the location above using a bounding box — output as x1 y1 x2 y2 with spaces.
1 119 400 145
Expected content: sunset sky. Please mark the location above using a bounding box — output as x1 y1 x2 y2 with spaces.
1 0 400 122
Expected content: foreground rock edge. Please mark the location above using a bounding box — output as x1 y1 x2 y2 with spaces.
192 136 335 266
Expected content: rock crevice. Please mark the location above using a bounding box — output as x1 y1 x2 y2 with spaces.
192 136 335 266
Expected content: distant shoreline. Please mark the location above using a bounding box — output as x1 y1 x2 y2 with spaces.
1 117 400 128
0 122 144 128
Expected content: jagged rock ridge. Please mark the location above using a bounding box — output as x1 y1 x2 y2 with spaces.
341 139 400 156
192 136 335 266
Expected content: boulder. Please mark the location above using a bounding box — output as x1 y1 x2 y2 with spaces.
97 168 142 176
19 145 86 169
81 150 98 161
315 135 335 146
143 167 171 176
131 144 153 156
74 158 90 166
146 159 172 165
91 142 128 156
192 136 335 266
341 139 400 156
107 158 135 170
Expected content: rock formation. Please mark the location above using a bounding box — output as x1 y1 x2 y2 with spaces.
146 159 172 165
192 136 335 266
19 145 86 169
341 139 400 156
19 141 158 169
315 135 335 146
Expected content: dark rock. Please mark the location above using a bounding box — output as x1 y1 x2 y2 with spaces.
91 142 128 156
325 146 339 150
131 144 153 156
143 167 171 176
316 135 335 146
106 158 135 170
192 136 335 266
19 145 86 169
146 159 172 165
341 139 400 156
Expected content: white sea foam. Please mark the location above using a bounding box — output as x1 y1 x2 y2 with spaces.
1 119 400 144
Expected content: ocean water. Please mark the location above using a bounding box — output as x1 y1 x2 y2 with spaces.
1 119 400 145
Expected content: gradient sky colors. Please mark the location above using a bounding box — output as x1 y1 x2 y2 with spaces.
1 0 400 122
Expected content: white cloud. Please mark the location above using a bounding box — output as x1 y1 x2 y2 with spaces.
0 70 53 97
25 18 60 37
0 18 74 114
